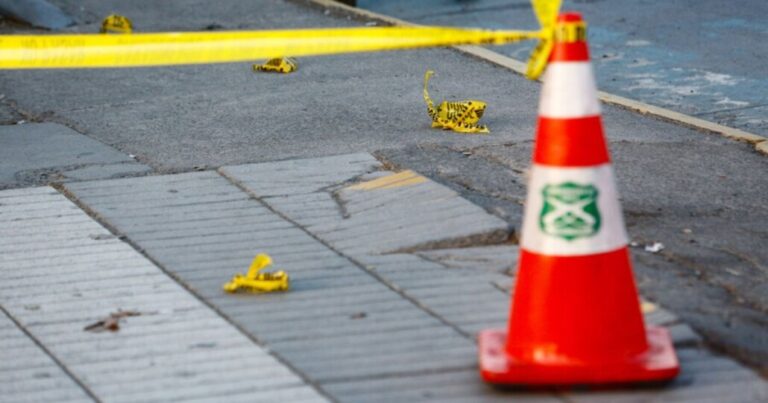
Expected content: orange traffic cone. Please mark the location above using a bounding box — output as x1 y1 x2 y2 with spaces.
478 12 679 385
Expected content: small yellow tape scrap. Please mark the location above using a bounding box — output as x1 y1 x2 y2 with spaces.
347 170 427 191
223 253 289 294
253 57 297 73
100 14 133 34
423 70 489 134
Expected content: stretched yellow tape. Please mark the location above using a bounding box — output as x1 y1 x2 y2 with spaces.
0 27 541 70
0 0 562 78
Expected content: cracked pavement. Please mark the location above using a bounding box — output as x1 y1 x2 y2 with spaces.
376 139 768 371
8 154 766 401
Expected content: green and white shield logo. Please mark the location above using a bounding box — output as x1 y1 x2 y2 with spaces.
539 182 601 241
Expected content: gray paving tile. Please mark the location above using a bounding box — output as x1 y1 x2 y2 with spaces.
0 187 327 403
324 369 563 403
220 153 380 197
223 154 510 253
0 186 60 199
208 283 399 307
416 245 519 273
668 323 703 345
567 379 767 403
269 324 462 354
223 153 767 401
302 351 478 383
62 155 767 401
227 310 448 342
1 389 96 403
353 253 510 331
67 171 222 194
182 389 326 403
0 123 150 189
0 310 93 403
564 348 768 402
220 154 517 334
644 308 680 326
65 171 477 399
150 384 326 403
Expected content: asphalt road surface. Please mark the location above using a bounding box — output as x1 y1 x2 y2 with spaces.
359 0 768 136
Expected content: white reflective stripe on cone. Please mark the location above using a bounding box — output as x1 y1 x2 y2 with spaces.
521 163 628 256
539 62 601 119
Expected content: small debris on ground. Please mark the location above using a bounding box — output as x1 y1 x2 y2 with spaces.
725 268 742 276
349 312 367 319
84 310 141 333
190 342 217 349
204 23 224 30
89 233 116 240
641 301 657 313
644 242 665 253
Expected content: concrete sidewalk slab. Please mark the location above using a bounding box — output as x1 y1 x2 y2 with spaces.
0 123 151 189
0 309 92 403
64 168 482 386
219 154 768 402
63 154 564 401
0 0 74 30
54 152 767 402
220 153 511 254
0 187 328 402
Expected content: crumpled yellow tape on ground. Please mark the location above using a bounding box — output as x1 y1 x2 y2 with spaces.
0 27 540 70
253 57 298 73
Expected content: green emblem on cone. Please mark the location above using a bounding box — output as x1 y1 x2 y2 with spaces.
539 182 601 241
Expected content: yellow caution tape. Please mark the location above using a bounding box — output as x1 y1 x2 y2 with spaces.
223 253 289 293
533 0 562 31
100 14 133 34
0 0 562 79
423 70 489 134
0 27 539 70
253 57 298 73
526 0 562 79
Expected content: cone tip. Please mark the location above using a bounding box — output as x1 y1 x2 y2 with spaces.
549 11 589 63
557 12 583 23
